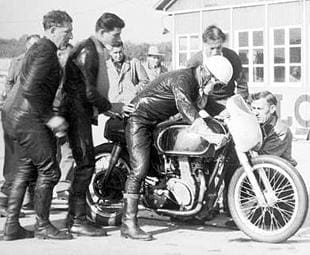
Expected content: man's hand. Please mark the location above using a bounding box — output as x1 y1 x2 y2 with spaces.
214 109 230 121
46 116 68 137
121 103 135 117
190 117 227 149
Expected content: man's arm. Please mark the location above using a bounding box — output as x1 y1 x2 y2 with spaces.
75 49 111 113
22 45 60 123
226 48 249 100
132 58 149 92
172 77 200 123
235 68 249 101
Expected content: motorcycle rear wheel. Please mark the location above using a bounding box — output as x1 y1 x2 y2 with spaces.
228 155 308 243
86 143 130 226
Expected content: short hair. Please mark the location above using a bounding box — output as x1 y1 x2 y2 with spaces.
250 90 278 106
43 10 72 30
111 41 123 48
95 12 125 32
202 25 226 43
26 34 40 42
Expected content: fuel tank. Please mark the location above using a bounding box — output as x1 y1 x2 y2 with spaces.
154 118 227 157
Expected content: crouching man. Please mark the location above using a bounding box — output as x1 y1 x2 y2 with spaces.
250 90 297 166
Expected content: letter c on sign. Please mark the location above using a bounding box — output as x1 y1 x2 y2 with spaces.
294 94 310 128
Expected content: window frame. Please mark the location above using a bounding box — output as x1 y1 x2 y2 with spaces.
270 25 302 87
235 28 265 87
176 33 201 68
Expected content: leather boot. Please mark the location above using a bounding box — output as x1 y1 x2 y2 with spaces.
34 184 72 240
120 194 153 241
34 220 73 240
67 196 107 236
4 222 34 241
3 182 34 241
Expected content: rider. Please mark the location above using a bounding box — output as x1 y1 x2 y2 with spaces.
121 55 233 241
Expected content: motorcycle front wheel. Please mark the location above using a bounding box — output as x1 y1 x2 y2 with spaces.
228 155 308 243
86 143 130 226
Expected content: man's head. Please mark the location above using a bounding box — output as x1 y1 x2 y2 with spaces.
202 25 226 58
198 55 233 95
109 41 125 63
57 43 73 67
25 34 40 51
147 45 164 68
250 91 277 124
95 13 125 47
43 10 73 49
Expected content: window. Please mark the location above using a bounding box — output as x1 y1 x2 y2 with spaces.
176 34 200 68
271 27 301 83
236 30 264 84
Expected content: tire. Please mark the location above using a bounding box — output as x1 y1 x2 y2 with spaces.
86 143 130 226
228 155 308 243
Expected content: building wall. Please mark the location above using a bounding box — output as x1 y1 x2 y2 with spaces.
168 0 310 130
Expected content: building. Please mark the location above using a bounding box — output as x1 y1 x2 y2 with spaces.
155 0 310 135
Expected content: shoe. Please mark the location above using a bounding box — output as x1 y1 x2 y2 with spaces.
68 217 107 237
4 222 34 241
35 221 73 240
120 194 153 241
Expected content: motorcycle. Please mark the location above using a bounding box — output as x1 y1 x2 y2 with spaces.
86 95 308 243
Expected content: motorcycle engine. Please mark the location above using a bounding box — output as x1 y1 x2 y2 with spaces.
144 157 202 211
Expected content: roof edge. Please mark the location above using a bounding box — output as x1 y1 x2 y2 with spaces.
154 0 175 11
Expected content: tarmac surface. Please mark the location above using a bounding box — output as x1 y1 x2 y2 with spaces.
0 122 310 254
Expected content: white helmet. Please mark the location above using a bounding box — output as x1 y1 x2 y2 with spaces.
204 55 233 85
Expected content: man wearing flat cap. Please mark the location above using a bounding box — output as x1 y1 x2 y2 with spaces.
144 45 168 81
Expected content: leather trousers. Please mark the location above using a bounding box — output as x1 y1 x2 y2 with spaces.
67 106 95 219
124 116 157 194
6 117 60 223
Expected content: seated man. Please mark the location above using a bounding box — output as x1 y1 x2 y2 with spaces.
120 55 233 241
250 90 297 166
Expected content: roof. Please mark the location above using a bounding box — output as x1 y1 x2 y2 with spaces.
154 0 175 11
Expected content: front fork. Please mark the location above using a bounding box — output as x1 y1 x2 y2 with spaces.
236 150 276 206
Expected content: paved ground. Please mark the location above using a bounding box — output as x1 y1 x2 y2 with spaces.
0 121 310 254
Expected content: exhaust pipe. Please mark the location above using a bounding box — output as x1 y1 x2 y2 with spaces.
156 170 206 216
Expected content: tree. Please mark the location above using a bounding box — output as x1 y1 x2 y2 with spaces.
0 35 28 58
123 41 172 63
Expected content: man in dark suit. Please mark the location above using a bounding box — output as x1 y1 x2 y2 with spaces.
2 10 73 241
60 13 125 237
0 34 40 217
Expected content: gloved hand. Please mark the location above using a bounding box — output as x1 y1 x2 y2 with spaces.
190 117 227 149
121 103 135 117
46 116 68 137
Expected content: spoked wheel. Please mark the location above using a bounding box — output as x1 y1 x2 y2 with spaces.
86 143 130 226
228 155 308 243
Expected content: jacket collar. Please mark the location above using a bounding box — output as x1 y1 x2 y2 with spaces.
261 114 278 137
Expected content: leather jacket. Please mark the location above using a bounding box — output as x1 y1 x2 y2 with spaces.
259 114 297 166
130 68 200 123
3 38 61 133
60 38 111 121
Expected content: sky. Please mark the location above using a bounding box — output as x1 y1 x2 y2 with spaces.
0 0 172 44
